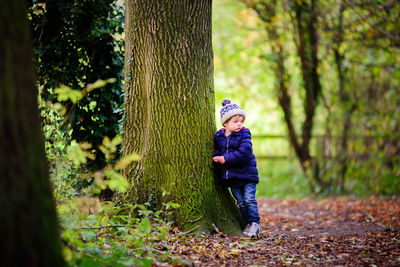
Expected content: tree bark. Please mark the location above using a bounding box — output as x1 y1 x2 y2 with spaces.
121 0 243 234
0 1 65 266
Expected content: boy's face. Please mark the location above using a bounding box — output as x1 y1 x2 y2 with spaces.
223 115 244 133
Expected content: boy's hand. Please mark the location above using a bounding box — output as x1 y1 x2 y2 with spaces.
213 156 221 163
213 156 225 164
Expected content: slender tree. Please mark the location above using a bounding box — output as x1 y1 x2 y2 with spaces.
330 0 356 192
248 0 326 192
121 0 243 233
0 1 65 266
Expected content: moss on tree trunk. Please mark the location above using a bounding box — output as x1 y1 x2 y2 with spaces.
122 0 243 234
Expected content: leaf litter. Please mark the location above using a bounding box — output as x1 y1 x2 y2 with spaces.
159 197 400 266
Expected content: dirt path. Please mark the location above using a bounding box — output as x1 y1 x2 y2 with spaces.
166 198 400 266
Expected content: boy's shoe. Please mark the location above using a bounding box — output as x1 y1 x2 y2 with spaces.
244 222 260 238
242 223 252 236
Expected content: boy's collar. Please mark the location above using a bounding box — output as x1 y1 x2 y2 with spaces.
217 127 246 136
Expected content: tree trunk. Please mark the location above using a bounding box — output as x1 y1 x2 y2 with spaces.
251 0 325 192
292 0 326 190
121 0 243 234
332 0 356 193
0 1 65 266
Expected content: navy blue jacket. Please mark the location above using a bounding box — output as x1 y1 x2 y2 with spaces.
214 127 259 185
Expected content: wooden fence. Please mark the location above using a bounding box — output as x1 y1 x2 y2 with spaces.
252 134 293 160
252 134 390 160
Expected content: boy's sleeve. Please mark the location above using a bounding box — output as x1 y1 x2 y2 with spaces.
213 134 221 157
224 129 253 165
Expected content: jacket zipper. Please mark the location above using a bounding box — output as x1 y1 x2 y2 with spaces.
225 135 230 179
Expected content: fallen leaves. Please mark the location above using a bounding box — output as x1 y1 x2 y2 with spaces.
158 197 400 266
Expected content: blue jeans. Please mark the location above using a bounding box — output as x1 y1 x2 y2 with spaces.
230 182 260 224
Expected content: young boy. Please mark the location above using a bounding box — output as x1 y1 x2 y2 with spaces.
213 99 261 237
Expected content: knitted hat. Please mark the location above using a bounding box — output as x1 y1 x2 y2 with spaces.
220 99 246 125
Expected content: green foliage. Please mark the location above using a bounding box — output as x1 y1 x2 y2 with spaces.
39 79 127 199
98 135 123 162
63 135 139 195
58 198 183 266
67 141 95 167
55 78 116 104
44 81 181 263
39 88 79 199
29 0 125 170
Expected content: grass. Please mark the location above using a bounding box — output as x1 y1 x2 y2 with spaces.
256 159 310 199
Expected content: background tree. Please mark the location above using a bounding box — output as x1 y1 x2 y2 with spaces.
330 0 400 194
244 0 326 192
121 0 243 233
0 0 64 265
29 0 124 171
329 0 352 192
234 0 400 195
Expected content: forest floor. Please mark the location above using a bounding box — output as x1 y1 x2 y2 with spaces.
163 197 400 266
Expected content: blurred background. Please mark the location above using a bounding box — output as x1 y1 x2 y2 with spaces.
212 0 400 198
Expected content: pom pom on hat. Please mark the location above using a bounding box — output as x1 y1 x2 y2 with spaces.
220 99 246 125
222 99 231 106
